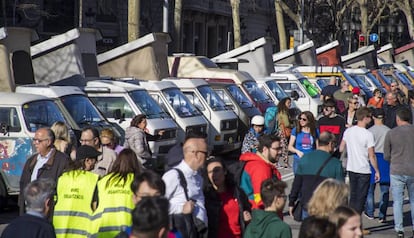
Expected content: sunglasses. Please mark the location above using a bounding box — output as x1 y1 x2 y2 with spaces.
299 117 308 122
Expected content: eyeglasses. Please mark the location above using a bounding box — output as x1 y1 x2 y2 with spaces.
33 138 49 143
299 117 308 122
79 138 96 143
102 143 113 147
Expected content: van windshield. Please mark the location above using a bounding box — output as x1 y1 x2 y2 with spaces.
226 84 254 108
129 90 171 119
163 88 201 117
265 80 289 101
23 100 66 132
243 81 271 103
197 85 227 111
60 95 109 128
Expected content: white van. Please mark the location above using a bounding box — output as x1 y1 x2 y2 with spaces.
82 80 178 158
138 80 209 143
163 78 240 154
15 85 122 143
204 78 261 142
0 92 69 206
268 72 322 116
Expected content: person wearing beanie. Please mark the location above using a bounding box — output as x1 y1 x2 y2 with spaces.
241 115 265 154
53 145 101 237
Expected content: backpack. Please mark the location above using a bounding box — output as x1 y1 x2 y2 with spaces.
264 106 278 134
226 160 247 187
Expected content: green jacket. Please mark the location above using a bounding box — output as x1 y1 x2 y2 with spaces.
244 209 292 238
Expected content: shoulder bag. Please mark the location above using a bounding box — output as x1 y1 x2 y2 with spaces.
170 169 207 238
292 154 334 222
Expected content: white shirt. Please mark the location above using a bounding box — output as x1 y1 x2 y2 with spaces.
162 160 207 225
31 149 54 181
343 126 375 174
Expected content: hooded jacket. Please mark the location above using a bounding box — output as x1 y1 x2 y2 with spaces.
239 152 281 208
244 209 292 238
124 126 151 164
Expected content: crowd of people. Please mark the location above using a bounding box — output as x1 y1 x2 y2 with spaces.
3 80 414 238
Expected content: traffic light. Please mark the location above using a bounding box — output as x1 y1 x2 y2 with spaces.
358 34 366 48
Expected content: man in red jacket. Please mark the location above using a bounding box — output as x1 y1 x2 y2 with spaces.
239 134 282 209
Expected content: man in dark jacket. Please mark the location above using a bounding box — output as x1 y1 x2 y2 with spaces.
383 92 407 128
19 128 70 215
3 178 56 238
288 131 344 220
244 178 291 238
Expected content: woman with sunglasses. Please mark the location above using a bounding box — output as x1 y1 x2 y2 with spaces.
343 96 359 128
203 157 251 238
288 111 319 174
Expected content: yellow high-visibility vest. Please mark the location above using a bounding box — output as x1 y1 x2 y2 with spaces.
92 173 135 238
53 170 99 238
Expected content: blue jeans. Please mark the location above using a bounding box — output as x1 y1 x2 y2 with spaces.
348 171 370 214
391 174 414 232
293 156 300 174
365 183 390 219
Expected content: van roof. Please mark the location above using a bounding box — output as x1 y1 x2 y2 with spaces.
85 80 144 93
163 78 208 88
139 80 178 91
15 85 85 98
0 92 51 105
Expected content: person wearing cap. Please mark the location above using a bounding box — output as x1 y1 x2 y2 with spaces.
317 98 346 151
53 145 101 238
364 108 390 223
351 87 366 107
241 115 265 154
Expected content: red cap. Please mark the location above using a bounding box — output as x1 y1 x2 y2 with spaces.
352 87 360 94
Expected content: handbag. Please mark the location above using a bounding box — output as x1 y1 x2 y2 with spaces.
170 169 207 238
292 154 334 222
280 120 291 138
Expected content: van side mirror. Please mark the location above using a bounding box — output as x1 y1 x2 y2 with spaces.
113 109 125 123
291 90 300 101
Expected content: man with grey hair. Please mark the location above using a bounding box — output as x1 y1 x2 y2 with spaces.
2 178 56 238
19 127 70 215
383 92 407 129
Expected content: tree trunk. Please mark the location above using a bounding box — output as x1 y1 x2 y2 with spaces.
128 0 140 41
174 0 183 52
230 0 241 48
357 0 368 46
275 0 287 50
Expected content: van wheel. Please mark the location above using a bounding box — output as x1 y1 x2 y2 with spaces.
0 177 7 212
